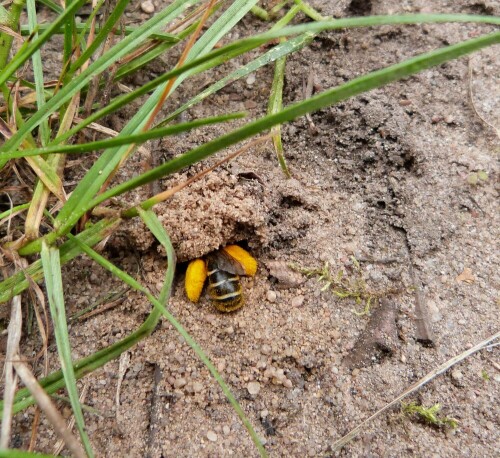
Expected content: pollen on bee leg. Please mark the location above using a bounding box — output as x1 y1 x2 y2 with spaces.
185 258 207 303
223 245 258 276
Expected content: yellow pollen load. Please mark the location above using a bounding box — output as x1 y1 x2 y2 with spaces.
223 245 258 276
185 258 207 303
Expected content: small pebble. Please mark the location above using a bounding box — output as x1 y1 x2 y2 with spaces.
352 368 360 377
244 99 257 109
266 290 277 303
223 425 231 435
247 381 261 396
192 382 203 393
206 431 218 442
140 0 155 13
261 344 272 355
330 329 341 340
291 295 304 307
246 74 256 85
174 377 187 389
451 370 463 381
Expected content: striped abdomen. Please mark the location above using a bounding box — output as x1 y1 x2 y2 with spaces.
207 259 243 312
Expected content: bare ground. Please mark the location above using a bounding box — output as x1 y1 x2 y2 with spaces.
7 0 500 456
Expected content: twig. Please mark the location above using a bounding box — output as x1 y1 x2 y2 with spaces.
13 359 86 458
408 263 435 346
0 295 22 449
53 383 90 456
115 351 131 433
331 330 500 451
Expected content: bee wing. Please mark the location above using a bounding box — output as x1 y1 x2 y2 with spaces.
211 250 246 275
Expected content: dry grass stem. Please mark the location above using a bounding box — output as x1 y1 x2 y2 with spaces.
331 330 500 451
13 359 87 458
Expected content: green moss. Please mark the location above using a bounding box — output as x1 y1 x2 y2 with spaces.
402 401 458 429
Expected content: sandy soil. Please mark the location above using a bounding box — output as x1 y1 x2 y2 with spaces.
7 0 500 456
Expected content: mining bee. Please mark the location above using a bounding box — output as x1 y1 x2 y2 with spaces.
185 245 257 312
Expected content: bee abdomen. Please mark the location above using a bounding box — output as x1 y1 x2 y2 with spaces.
207 269 243 312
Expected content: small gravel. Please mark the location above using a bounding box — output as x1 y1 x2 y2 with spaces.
247 381 261 396
266 290 277 302
140 0 155 13
206 431 218 442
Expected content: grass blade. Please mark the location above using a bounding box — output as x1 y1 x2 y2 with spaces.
159 32 314 126
69 0 131 75
3 112 245 159
0 218 120 304
69 211 268 457
26 0 49 146
267 53 289 177
16 29 500 257
0 0 87 87
40 242 94 457
0 0 200 155
90 30 500 207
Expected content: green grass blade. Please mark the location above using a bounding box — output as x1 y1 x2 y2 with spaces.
36 0 63 14
171 0 258 90
19 23 179 41
160 32 314 126
0 0 87 87
62 1 76 65
0 0 200 154
113 40 178 80
3 113 245 159
16 29 500 257
69 0 131 75
0 218 120 304
88 30 500 207
73 0 105 56
46 13 500 146
71 212 268 457
26 0 49 146
0 202 30 221
40 0 256 247
40 242 94 457
268 53 289 177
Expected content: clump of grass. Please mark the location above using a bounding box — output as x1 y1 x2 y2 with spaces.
401 401 459 429
291 258 376 316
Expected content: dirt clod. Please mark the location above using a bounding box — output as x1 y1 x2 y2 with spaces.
344 298 399 369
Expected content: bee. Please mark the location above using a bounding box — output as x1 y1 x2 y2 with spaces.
185 245 257 312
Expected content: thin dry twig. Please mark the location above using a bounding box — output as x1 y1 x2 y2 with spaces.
331 330 500 451
53 383 90 456
13 359 86 458
408 262 435 346
115 351 131 434
0 295 22 449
